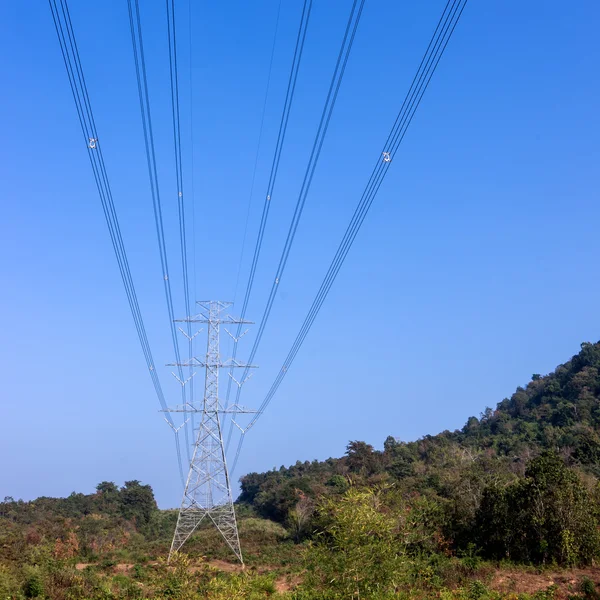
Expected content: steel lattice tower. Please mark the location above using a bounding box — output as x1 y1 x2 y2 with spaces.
164 301 256 563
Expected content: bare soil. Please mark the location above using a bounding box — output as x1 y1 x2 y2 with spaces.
488 566 600 598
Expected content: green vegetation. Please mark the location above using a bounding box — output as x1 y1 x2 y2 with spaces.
2 341 600 598
240 341 600 564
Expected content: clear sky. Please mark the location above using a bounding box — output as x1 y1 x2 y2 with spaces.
0 0 599 508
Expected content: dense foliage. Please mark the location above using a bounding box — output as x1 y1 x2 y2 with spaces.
240 341 600 564
0 480 169 563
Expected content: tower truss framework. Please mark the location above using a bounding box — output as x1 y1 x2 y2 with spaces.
164 301 256 563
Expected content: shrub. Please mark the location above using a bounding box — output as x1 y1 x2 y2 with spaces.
581 577 597 599
22 567 44 598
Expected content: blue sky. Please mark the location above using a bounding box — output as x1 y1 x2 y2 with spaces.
0 0 599 508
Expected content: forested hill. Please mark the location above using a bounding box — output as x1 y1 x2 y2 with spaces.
458 340 600 461
239 340 600 522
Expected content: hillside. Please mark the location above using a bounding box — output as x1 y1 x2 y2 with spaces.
239 341 600 555
2 342 600 599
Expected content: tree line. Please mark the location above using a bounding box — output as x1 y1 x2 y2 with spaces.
239 341 600 566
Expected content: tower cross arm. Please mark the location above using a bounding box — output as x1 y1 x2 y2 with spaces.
160 403 257 414
160 402 201 413
222 358 258 369
174 317 254 325
221 403 257 414
166 359 257 369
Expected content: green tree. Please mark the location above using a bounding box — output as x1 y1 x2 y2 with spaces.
305 487 406 597
475 451 600 564
345 440 382 476
119 480 157 526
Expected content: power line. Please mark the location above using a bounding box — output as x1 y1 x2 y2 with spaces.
230 0 469 475
232 0 283 309
223 0 283 435
225 0 366 452
236 0 313 324
48 0 185 485
222 0 313 423
126 0 191 461
187 0 198 447
165 0 195 459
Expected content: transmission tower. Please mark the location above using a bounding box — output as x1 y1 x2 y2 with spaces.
164 301 256 563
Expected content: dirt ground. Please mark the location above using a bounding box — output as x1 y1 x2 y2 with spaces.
489 566 600 597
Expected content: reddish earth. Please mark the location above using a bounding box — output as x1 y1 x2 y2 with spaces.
196 559 243 573
274 574 303 593
489 566 600 598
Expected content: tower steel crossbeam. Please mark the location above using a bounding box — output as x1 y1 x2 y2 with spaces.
165 301 256 563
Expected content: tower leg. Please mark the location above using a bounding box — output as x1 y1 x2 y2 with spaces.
169 411 242 562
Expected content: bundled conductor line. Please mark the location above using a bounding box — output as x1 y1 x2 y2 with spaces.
231 0 468 475
48 0 185 484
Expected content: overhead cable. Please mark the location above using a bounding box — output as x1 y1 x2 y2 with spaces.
222 0 313 423
226 0 366 453
231 0 283 309
48 0 185 485
187 0 198 441
230 0 468 475
223 0 283 434
165 0 195 456
127 0 191 460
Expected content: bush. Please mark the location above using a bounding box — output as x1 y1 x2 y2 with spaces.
581 577 597 599
99 556 117 570
468 580 490 600
459 544 481 573
475 452 600 565
304 487 408 597
23 567 44 598
0 564 21 598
